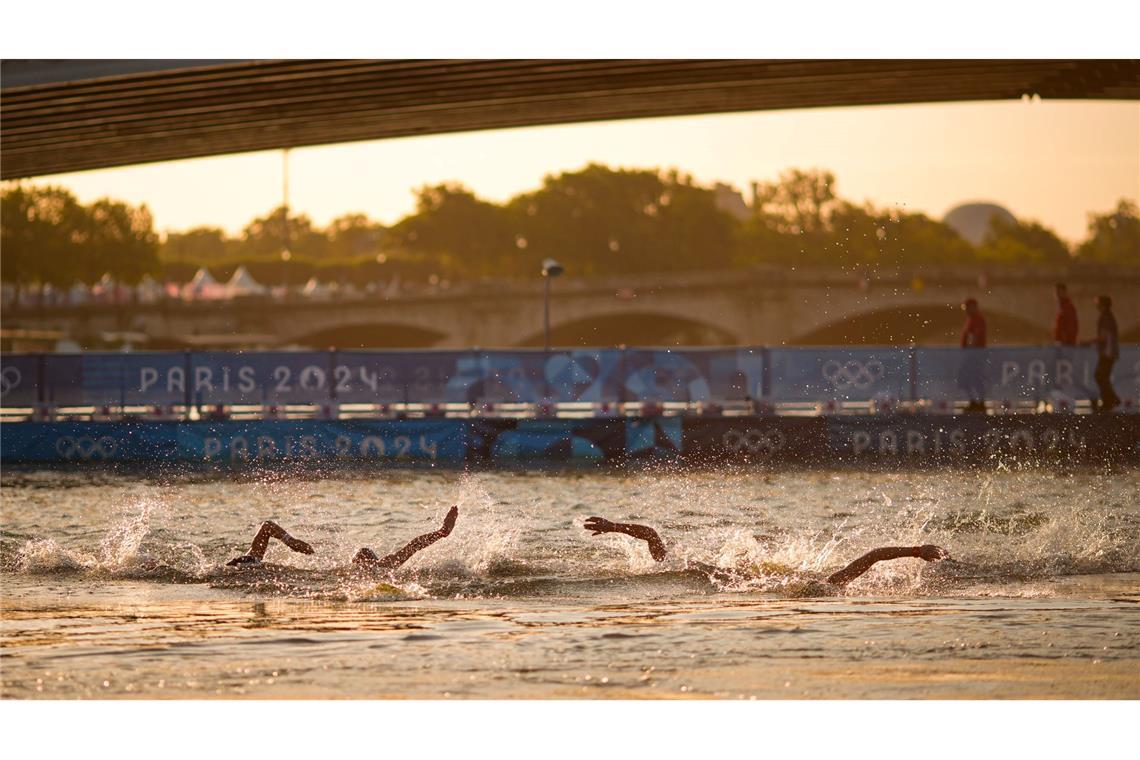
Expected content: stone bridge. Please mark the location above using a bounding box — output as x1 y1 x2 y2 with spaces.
5 266 1138 349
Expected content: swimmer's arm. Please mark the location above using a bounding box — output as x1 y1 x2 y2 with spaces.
372 506 459 570
826 545 950 587
228 520 315 566
584 517 667 562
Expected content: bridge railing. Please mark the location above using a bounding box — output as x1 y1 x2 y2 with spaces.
1 346 1137 416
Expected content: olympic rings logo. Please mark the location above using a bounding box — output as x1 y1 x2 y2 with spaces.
821 359 884 390
1 367 21 398
55 436 119 460
722 428 786 454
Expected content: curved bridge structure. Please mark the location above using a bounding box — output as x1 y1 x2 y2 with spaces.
5 267 1138 349
3 59 1138 179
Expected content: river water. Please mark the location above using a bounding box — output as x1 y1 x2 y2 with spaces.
2 465 1138 699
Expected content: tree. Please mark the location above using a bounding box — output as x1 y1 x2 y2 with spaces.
507 164 736 276
393 183 519 279
238 206 328 260
978 215 1070 263
326 213 388 260
1076 199 1140 264
752 168 837 236
80 198 160 286
1 185 89 298
160 226 232 262
879 211 977 267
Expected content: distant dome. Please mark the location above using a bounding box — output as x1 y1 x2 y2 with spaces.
943 202 1017 246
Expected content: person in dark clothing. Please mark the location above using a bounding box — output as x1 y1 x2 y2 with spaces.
958 297 987 412
1083 295 1120 412
1053 283 1079 346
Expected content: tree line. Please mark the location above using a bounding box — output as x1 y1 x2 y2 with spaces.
3 165 1138 299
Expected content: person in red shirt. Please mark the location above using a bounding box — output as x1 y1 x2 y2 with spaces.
1053 283 1079 346
958 298 987 412
960 297 987 348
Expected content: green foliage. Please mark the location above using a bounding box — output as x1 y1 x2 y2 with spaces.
506 164 735 276
393 183 518 278
978 215 1071 263
1 185 158 291
1076 199 1140 264
4 172 1136 296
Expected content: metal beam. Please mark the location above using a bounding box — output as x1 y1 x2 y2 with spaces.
3 59 1137 179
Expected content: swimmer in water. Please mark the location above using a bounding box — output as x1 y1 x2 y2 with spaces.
583 516 949 594
227 505 458 573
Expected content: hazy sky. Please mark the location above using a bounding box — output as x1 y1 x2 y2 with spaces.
18 98 1139 244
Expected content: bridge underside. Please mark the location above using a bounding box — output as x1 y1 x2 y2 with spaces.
3 59 1138 179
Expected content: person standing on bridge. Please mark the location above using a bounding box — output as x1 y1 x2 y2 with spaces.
958 297 988 413
1083 295 1120 412
1053 283 1079 346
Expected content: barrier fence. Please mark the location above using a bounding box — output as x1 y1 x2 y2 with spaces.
1 346 1138 411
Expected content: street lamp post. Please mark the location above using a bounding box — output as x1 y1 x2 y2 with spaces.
541 258 564 413
541 258 564 352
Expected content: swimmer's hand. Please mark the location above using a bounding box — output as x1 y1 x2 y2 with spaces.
226 554 260 567
282 535 315 555
440 506 459 536
584 517 618 535
917 545 951 562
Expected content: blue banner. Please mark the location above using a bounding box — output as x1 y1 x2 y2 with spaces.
916 346 1140 402
767 347 911 402
3 346 1136 408
178 420 466 462
333 350 472 404
2 417 1136 465
1 354 40 407
0 420 467 463
186 352 337 405
41 353 187 407
449 350 626 404
622 348 764 402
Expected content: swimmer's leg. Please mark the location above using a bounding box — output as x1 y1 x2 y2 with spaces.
356 506 458 571
228 520 315 566
826 544 950 587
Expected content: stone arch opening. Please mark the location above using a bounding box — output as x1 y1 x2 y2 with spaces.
288 323 447 349
516 312 739 348
790 304 1052 346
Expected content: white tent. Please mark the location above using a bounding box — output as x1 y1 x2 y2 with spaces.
136 274 165 304
301 277 333 300
225 265 268 297
182 267 224 300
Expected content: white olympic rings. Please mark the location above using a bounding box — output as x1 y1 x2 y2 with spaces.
55 436 119 460
722 428 786 455
0 366 21 398
821 359 884 390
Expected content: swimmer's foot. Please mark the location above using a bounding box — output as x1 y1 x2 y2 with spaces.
226 554 261 567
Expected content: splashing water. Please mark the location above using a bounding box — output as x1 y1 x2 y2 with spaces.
2 467 1138 600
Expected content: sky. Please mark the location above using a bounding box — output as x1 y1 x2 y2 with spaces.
14 98 1139 246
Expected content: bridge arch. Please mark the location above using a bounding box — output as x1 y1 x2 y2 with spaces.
287 322 447 349
789 304 1053 346
516 312 739 348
